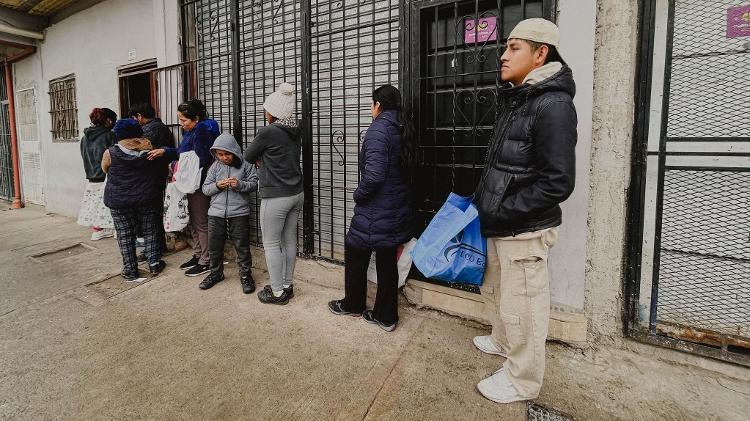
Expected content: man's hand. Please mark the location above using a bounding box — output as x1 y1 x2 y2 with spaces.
227 177 239 189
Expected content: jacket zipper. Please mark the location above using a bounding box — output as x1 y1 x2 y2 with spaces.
224 165 229 219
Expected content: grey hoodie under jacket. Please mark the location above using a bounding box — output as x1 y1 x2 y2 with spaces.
202 133 259 219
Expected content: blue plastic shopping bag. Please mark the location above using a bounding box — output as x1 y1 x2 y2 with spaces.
411 193 487 285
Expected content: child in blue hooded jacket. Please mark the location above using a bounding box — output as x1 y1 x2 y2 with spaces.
199 132 259 293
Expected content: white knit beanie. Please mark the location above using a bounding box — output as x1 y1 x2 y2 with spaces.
263 82 295 120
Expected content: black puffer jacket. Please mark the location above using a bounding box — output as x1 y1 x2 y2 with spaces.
474 65 577 237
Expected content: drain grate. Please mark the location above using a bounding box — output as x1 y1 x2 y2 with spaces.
30 243 93 262
528 403 572 421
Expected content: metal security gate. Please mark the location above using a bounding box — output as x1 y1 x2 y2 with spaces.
0 74 13 202
628 0 750 365
180 0 401 259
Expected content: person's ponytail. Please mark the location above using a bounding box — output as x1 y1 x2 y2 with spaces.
372 85 416 175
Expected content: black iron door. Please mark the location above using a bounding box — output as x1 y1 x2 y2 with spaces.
629 0 750 365
406 0 552 235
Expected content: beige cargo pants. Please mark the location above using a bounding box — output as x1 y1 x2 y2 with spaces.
479 227 558 399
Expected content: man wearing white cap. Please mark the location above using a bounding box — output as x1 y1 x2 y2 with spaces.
473 18 577 403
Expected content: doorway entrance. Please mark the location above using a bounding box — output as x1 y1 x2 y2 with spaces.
118 59 158 118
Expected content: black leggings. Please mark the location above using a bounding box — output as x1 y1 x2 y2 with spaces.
342 244 399 325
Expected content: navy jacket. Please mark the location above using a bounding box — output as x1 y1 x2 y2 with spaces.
103 141 167 209
346 110 412 250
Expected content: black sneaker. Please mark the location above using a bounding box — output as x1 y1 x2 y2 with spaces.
241 275 256 294
199 273 225 290
185 264 210 277
180 255 200 271
362 310 397 332
137 252 147 263
121 270 141 282
149 260 166 276
328 300 361 317
257 287 289 305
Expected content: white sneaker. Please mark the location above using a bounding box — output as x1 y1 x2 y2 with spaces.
473 335 508 357
476 368 531 404
91 229 114 241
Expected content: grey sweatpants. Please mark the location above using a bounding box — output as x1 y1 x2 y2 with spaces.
260 192 303 292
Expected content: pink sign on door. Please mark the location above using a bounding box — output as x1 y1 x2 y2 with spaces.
727 5 750 38
465 17 497 44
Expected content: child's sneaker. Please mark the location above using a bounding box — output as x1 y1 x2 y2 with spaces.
241 275 256 294
199 273 225 290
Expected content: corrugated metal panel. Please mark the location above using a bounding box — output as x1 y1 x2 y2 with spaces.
28 0 76 16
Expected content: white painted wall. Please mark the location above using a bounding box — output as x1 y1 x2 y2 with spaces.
12 0 181 217
547 0 597 311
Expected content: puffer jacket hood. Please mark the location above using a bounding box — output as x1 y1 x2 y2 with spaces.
505 64 576 100
210 132 243 168
203 132 259 218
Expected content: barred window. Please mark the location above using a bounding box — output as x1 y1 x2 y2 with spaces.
48 74 78 141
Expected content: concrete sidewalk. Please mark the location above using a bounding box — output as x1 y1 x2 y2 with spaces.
1 206 748 420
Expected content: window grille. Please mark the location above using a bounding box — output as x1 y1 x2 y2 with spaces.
48 75 78 141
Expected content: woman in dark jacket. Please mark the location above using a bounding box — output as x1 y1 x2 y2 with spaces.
328 85 413 332
103 119 168 281
78 107 117 240
148 99 220 277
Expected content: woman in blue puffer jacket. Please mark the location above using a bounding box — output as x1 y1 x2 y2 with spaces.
148 99 220 277
328 84 413 332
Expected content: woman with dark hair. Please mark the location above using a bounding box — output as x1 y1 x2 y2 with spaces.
148 99 220 276
78 107 118 240
328 84 413 332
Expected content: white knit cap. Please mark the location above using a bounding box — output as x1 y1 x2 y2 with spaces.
263 82 296 120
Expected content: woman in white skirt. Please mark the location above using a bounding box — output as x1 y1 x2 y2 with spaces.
78 107 117 240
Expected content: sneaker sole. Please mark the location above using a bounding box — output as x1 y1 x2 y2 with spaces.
328 306 360 317
185 269 210 277
259 298 289 305
475 383 532 404
180 265 197 271
473 337 508 357
363 313 396 332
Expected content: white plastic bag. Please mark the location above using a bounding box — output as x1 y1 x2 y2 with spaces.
163 182 190 232
174 151 201 194
77 180 114 229
367 238 417 288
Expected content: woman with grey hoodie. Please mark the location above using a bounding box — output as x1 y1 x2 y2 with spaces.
243 82 303 305
200 132 259 293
